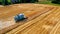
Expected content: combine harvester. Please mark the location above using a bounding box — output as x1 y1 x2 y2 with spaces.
14 13 27 22
0 0 38 5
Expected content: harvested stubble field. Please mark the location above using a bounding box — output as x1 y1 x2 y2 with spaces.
0 4 60 34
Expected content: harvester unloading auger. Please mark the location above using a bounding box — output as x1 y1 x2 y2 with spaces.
0 0 38 5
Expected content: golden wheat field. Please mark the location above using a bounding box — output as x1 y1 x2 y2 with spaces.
0 4 60 34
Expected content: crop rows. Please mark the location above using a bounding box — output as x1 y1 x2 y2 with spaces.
0 4 59 34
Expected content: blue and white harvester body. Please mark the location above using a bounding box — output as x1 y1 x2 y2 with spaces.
14 13 27 22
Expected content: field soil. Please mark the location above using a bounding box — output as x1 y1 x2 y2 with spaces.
0 3 60 34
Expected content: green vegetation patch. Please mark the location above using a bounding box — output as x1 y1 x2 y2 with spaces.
35 1 60 6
